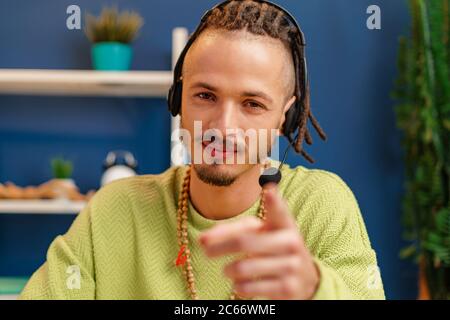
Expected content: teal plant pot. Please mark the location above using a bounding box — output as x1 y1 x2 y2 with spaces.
91 42 132 71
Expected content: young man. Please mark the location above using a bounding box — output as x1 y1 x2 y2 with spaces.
20 0 385 300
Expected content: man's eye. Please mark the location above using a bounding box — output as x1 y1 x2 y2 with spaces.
196 92 215 101
245 101 265 110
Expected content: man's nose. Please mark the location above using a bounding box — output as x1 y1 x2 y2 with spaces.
209 100 240 133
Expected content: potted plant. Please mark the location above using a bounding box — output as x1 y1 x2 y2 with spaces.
50 157 76 199
84 6 144 71
393 0 449 299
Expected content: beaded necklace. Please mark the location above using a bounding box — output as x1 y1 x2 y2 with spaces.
176 163 269 300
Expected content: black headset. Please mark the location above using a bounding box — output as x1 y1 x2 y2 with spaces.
167 0 308 186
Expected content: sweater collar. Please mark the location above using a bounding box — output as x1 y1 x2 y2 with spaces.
188 195 260 231
180 158 284 231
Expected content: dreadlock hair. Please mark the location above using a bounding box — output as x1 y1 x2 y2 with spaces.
190 0 327 163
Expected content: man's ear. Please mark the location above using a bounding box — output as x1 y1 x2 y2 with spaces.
278 95 297 134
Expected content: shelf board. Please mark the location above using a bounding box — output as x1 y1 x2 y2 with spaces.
0 69 172 97
0 199 85 214
0 294 18 300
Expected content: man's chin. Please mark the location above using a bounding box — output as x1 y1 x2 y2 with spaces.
192 163 251 187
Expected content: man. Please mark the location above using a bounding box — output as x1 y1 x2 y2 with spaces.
20 0 385 300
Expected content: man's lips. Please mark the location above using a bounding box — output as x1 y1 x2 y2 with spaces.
202 141 237 153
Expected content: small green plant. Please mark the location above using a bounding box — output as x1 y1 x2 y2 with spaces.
51 157 73 179
84 6 144 44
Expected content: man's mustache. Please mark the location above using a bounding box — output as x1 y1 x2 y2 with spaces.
195 135 247 153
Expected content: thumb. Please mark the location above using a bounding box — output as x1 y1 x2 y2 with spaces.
263 183 297 230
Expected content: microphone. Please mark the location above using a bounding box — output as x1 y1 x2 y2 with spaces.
258 135 297 187
258 166 282 186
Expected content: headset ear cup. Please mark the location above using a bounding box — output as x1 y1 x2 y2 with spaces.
172 81 183 116
282 103 297 137
167 85 174 114
168 81 183 117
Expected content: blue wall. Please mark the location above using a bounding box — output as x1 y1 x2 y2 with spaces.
0 0 416 299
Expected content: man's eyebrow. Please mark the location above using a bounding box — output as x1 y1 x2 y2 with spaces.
241 90 274 104
189 81 217 91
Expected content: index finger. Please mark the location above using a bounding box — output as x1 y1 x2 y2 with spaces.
264 183 298 230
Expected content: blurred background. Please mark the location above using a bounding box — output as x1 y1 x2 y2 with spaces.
0 0 448 299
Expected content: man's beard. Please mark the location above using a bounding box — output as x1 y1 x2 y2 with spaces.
188 130 276 186
191 140 274 187
193 163 256 187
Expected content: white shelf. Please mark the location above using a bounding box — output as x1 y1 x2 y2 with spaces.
0 199 85 214
0 294 18 300
0 69 173 97
0 28 188 164
0 29 188 216
0 27 189 98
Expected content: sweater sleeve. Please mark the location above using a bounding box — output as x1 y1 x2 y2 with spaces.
291 170 385 300
19 198 96 300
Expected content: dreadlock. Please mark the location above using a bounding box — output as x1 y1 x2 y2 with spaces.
194 0 327 163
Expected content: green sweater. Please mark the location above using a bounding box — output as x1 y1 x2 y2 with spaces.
20 160 385 300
